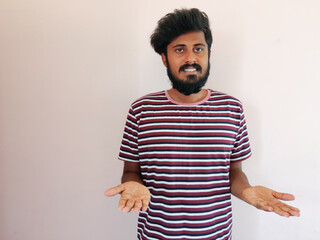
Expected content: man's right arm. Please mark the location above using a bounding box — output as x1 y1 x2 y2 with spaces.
121 161 144 183
105 162 151 213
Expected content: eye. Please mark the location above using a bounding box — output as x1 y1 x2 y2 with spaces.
194 47 204 53
175 48 184 53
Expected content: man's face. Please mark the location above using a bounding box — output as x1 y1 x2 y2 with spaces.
161 31 210 95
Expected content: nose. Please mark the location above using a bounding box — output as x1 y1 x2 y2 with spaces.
185 51 197 64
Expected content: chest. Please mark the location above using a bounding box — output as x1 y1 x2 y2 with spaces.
136 105 241 161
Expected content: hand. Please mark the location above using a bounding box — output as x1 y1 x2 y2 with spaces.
104 181 151 213
241 186 300 217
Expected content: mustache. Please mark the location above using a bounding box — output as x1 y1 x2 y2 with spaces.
179 64 202 73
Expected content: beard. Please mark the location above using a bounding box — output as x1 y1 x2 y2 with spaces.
166 60 210 96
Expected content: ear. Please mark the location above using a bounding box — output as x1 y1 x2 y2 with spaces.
161 53 167 67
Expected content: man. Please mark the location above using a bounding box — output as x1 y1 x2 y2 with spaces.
105 8 300 240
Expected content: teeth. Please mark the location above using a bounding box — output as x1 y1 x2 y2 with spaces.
184 68 196 72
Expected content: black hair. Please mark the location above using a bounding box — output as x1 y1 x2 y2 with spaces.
150 8 213 55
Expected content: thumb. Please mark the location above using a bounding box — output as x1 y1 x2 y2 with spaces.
104 184 125 197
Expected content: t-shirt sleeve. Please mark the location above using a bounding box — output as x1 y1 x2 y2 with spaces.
118 106 140 162
230 105 252 162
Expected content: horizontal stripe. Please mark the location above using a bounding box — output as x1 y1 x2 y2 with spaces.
137 215 232 238
139 136 236 142
144 179 230 185
119 89 251 239
139 212 232 229
140 165 229 170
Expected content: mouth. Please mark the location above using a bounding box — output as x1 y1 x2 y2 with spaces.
179 64 202 74
183 68 197 72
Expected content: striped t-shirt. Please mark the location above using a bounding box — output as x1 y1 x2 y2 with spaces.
119 89 252 240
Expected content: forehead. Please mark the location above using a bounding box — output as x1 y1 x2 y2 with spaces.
169 31 207 47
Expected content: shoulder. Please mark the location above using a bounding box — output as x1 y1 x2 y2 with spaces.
130 90 168 109
208 89 244 107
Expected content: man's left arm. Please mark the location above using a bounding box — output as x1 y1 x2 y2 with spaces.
229 161 300 217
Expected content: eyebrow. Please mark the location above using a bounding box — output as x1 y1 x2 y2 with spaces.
172 43 207 48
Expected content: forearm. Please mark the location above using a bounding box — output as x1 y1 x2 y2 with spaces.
121 171 144 184
228 162 300 217
229 167 251 201
121 161 144 184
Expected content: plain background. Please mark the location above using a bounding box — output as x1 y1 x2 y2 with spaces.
1 0 319 239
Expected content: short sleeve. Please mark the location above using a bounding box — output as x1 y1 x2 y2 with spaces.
230 105 252 162
118 106 140 162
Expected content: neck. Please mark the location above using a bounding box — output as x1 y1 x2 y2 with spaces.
167 88 208 103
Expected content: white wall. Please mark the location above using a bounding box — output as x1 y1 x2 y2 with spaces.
1 0 319 239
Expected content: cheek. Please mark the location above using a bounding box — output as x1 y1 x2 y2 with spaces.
200 58 209 68
171 62 182 73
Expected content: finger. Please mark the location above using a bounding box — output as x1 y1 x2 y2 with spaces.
290 209 301 217
272 191 295 201
104 184 125 197
289 206 300 215
123 199 135 213
141 199 150 212
287 208 300 217
279 204 301 217
271 201 298 217
118 197 128 211
133 200 142 214
272 206 291 217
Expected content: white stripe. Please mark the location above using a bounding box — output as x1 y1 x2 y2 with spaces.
139 151 230 156
231 151 251 161
140 122 237 128
141 115 240 121
123 130 138 140
124 125 138 134
121 143 138 152
119 150 138 157
118 156 139 162
122 138 138 147
142 172 229 178
126 118 138 128
138 224 230 240
143 207 231 224
140 129 236 135
139 136 234 142
137 213 232 238
149 191 230 200
148 204 231 215
139 143 232 149
134 100 241 109
139 158 228 163
233 137 249 149
137 106 241 113
140 165 228 170
145 179 230 186
134 98 168 104
137 223 231 240
231 146 250 155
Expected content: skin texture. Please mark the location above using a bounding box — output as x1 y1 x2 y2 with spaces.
162 31 209 81
229 161 300 217
105 31 300 217
162 31 210 104
105 162 150 214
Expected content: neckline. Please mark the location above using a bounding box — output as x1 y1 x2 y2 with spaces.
165 89 211 106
